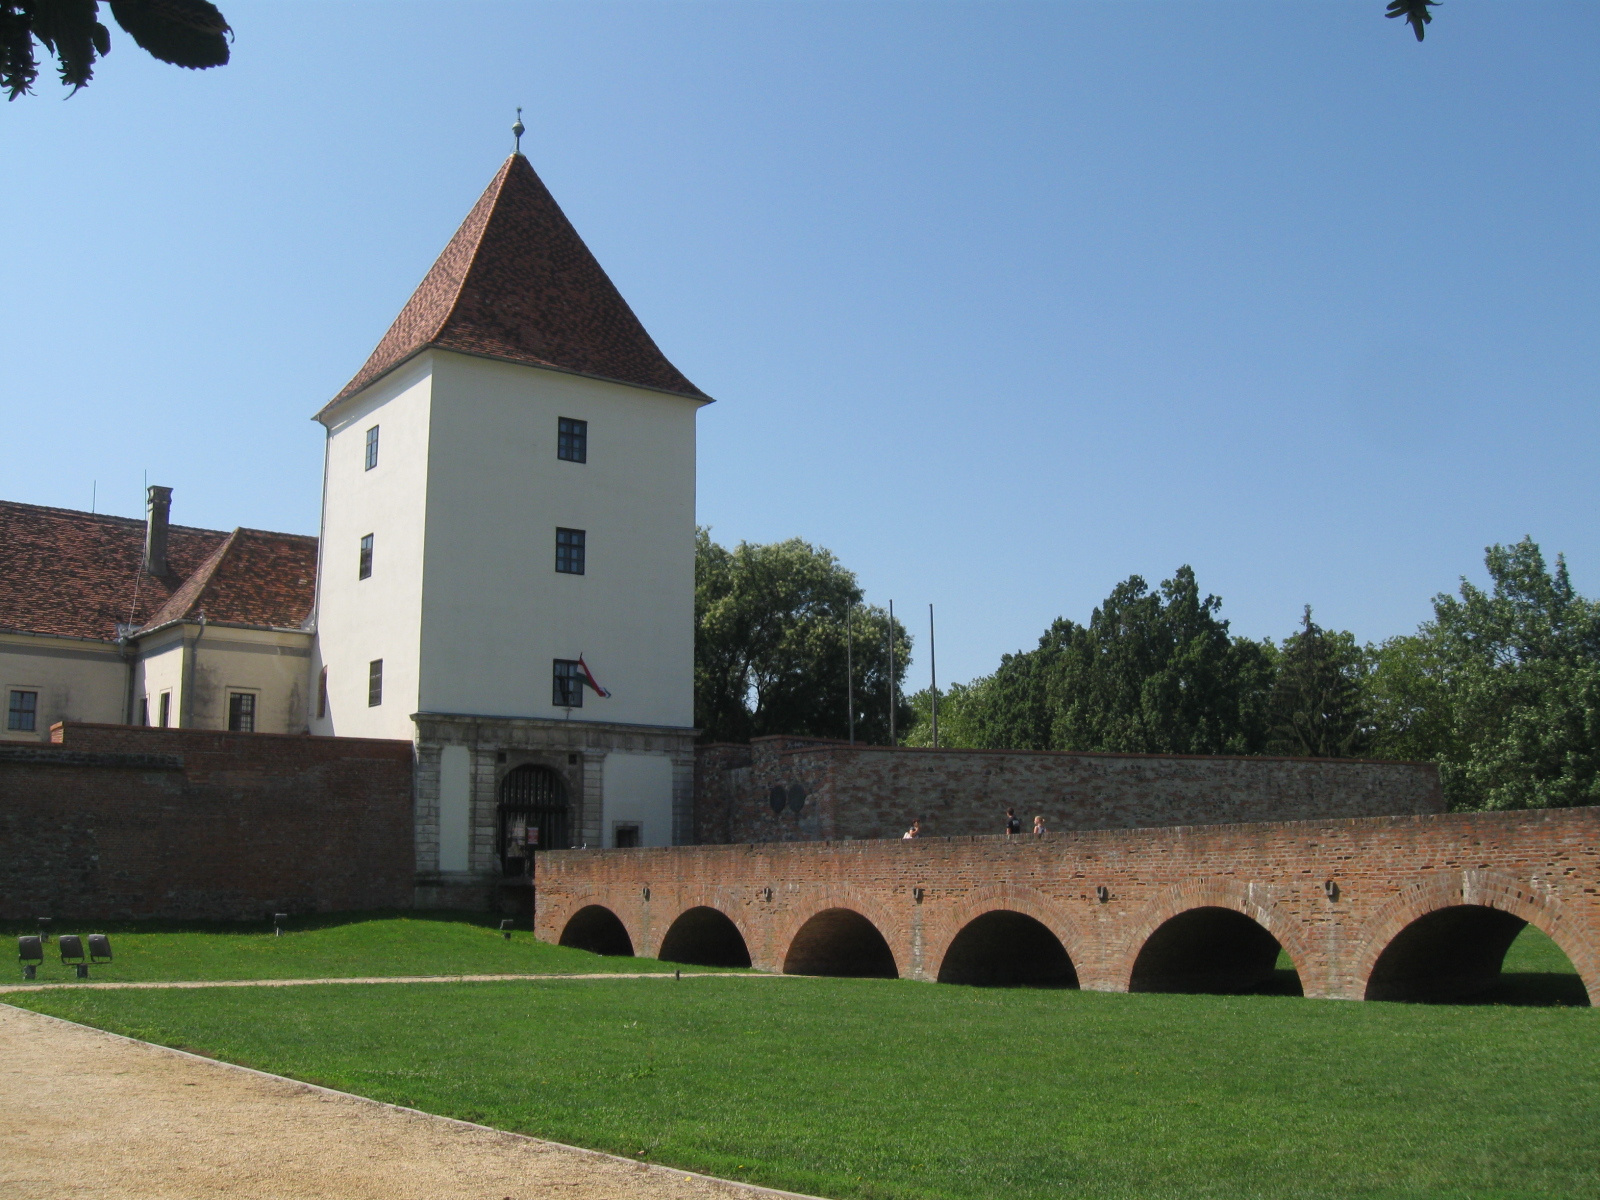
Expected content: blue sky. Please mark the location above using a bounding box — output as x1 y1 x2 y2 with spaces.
2 1 1596 687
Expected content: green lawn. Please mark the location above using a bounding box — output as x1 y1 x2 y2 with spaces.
9 928 1595 1200
2 912 705 984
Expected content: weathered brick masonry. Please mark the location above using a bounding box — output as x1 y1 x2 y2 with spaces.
0 723 414 920
538 807 1600 1004
696 737 1444 844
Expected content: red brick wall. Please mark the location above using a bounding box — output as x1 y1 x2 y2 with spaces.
0 723 414 921
536 806 1600 1004
698 737 1444 843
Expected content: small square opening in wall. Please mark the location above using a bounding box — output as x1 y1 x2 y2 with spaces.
613 824 641 849
227 692 256 733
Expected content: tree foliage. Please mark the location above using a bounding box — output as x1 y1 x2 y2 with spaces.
1267 606 1370 758
694 529 910 745
2 0 230 100
1378 538 1600 810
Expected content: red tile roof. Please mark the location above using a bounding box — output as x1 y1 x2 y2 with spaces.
324 155 709 413
0 501 316 642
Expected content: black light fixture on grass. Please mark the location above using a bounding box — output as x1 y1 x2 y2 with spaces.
273 912 288 938
18 935 42 980
36 917 51 943
59 934 89 979
500 919 514 941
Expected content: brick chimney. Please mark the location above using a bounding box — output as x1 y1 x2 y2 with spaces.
143 485 172 575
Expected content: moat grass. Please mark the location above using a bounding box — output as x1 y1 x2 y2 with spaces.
0 911 704 984
8 928 1594 1200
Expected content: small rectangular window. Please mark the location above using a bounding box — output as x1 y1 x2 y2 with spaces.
159 691 171 728
228 692 256 733
7 690 38 732
317 667 328 719
557 417 587 463
138 696 149 727
552 659 584 708
613 824 641 849
365 425 380 471
555 528 586 575
368 659 383 707
359 533 374 580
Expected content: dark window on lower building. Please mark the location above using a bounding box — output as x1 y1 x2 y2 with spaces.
138 696 149 726
552 659 583 708
159 692 171 728
317 667 328 719
555 527 586 574
7 690 37 732
613 824 640 848
557 417 587 463
359 533 374 580
228 692 256 733
368 659 383 707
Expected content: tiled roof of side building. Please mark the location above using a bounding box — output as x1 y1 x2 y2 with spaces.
323 154 709 413
0 501 317 642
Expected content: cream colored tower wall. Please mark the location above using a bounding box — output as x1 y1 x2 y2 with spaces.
0 633 126 741
601 752 675 848
310 355 435 740
416 352 699 729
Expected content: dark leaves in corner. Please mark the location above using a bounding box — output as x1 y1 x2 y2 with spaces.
1385 0 1438 42
108 0 230 69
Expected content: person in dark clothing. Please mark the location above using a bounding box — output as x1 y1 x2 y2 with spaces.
1005 807 1022 837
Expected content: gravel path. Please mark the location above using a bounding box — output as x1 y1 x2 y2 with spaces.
0 1003 820 1200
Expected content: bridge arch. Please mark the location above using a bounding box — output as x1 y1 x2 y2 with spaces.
1118 880 1310 995
783 906 899 978
930 886 1083 988
1354 871 1597 1005
558 903 635 957
657 905 753 968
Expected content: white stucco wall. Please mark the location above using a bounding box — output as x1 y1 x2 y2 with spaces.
0 633 126 741
130 624 312 733
437 743 472 871
131 627 186 727
310 355 435 740
601 752 675 847
416 353 700 730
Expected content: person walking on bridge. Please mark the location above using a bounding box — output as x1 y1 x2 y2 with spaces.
1005 808 1022 837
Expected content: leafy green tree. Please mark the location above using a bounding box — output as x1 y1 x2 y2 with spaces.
2 0 230 100
905 566 1275 755
694 529 911 745
1364 631 1455 763
1266 606 1371 757
1418 538 1600 810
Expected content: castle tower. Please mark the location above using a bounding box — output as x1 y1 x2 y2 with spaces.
310 153 710 906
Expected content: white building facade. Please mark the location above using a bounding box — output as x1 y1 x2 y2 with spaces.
309 152 710 906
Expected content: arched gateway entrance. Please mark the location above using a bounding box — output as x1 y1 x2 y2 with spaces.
498 764 569 875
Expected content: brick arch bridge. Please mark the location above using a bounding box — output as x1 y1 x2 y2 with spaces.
536 808 1600 1004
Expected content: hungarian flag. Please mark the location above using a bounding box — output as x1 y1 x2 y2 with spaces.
577 655 611 698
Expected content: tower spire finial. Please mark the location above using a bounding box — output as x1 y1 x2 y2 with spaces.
512 107 525 155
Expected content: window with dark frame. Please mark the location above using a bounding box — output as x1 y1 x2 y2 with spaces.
552 659 584 708
365 425 380 471
557 417 587 463
7 690 37 732
359 533 374 579
317 667 328 719
555 528 586 575
138 696 149 726
159 691 171 728
368 660 383 707
613 824 640 849
228 693 256 733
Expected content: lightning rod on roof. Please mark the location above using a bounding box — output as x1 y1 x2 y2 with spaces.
512 107 525 155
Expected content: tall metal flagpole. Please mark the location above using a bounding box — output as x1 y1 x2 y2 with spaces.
888 599 896 746
846 603 855 744
929 603 939 749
